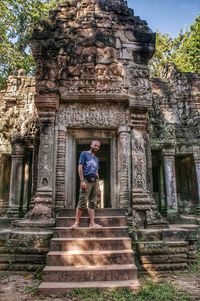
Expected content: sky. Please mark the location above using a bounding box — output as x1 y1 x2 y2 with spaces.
128 0 200 37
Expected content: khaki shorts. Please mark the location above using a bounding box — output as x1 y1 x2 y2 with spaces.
77 179 98 209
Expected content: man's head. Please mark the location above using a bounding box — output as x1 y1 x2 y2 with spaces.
90 140 100 154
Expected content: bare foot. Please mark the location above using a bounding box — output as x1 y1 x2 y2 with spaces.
70 223 79 229
89 223 102 228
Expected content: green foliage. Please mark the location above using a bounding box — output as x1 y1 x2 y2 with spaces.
172 15 200 73
149 14 200 77
64 281 192 301
0 0 57 88
24 279 40 295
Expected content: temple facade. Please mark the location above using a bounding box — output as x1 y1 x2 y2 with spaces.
0 0 200 273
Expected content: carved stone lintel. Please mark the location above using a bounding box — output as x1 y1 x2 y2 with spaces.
58 103 129 129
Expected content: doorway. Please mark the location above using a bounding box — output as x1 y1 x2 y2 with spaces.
76 143 111 208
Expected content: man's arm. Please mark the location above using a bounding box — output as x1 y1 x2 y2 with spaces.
78 164 84 181
78 164 87 189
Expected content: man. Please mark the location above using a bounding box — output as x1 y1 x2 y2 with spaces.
71 140 102 229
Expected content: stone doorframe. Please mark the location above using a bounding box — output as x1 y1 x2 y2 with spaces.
64 129 117 209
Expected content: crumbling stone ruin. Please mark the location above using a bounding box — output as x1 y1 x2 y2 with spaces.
0 0 199 287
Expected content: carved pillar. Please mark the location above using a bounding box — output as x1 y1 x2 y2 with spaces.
30 134 39 209
193 150 200 215
7 135 25 217
162 148 178 217
144 133 153 195
28 93 59 220
0 154 11 215
118 126 131 208
55 125 67 210
130 112 151 226
159 159 167 215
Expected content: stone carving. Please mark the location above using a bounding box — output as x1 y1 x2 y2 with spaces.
26 196 52 220
0 72 36 153
118 127 131 207
37 121 55 189
55 128 67 209
131 129 147 191
150 64 200 141
31 0 155 98
57 103 130 128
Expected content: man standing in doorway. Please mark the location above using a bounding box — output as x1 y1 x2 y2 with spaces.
71 140 102 229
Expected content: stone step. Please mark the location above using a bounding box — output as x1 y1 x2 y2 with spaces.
141 262 188 271
0 253 46 264
140 253 187 264
58 208 126 217
38 279 140 294
56 216 127 227
162 227 198 241
50 237 132 251
43 264 138 282
54 226 129 238
47 250 134 266
0 263 43 271
137 227 199 242
138 240 189 255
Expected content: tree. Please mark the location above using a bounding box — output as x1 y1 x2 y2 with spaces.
149 15 200 77
148 32 174 77
172 14 200 73
0 0 56 88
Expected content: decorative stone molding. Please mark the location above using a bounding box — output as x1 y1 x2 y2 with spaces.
57 103 130 128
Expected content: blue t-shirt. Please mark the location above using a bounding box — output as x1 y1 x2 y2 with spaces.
79 151 99 176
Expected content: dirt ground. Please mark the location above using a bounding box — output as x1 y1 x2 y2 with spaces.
0 270 200 301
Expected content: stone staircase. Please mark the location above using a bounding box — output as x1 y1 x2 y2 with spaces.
38 208 140 294
135 224 200 272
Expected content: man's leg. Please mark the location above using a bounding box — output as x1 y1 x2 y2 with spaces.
71 207 83 229
88 181 102 228
71 180 92 229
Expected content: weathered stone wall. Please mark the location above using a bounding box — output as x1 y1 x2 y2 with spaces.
0 70 37 216
149 63 200 216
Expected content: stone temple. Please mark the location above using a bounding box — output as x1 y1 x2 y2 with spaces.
0 0 200 292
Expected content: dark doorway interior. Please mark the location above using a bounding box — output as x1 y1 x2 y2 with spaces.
76 143 111 208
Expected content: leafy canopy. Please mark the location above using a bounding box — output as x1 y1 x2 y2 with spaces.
149 14 200 77
0 0 56 88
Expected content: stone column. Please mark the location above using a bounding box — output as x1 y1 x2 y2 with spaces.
29 117 55 219
193 150 200 215
159 160 167 215
7 135 25 217
55 125 67 210
130 112 151 226
144 133 153 195
30 133 39 209
162 148 178 217
28 93 59 220
0 154 11 215
118 125 131 208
